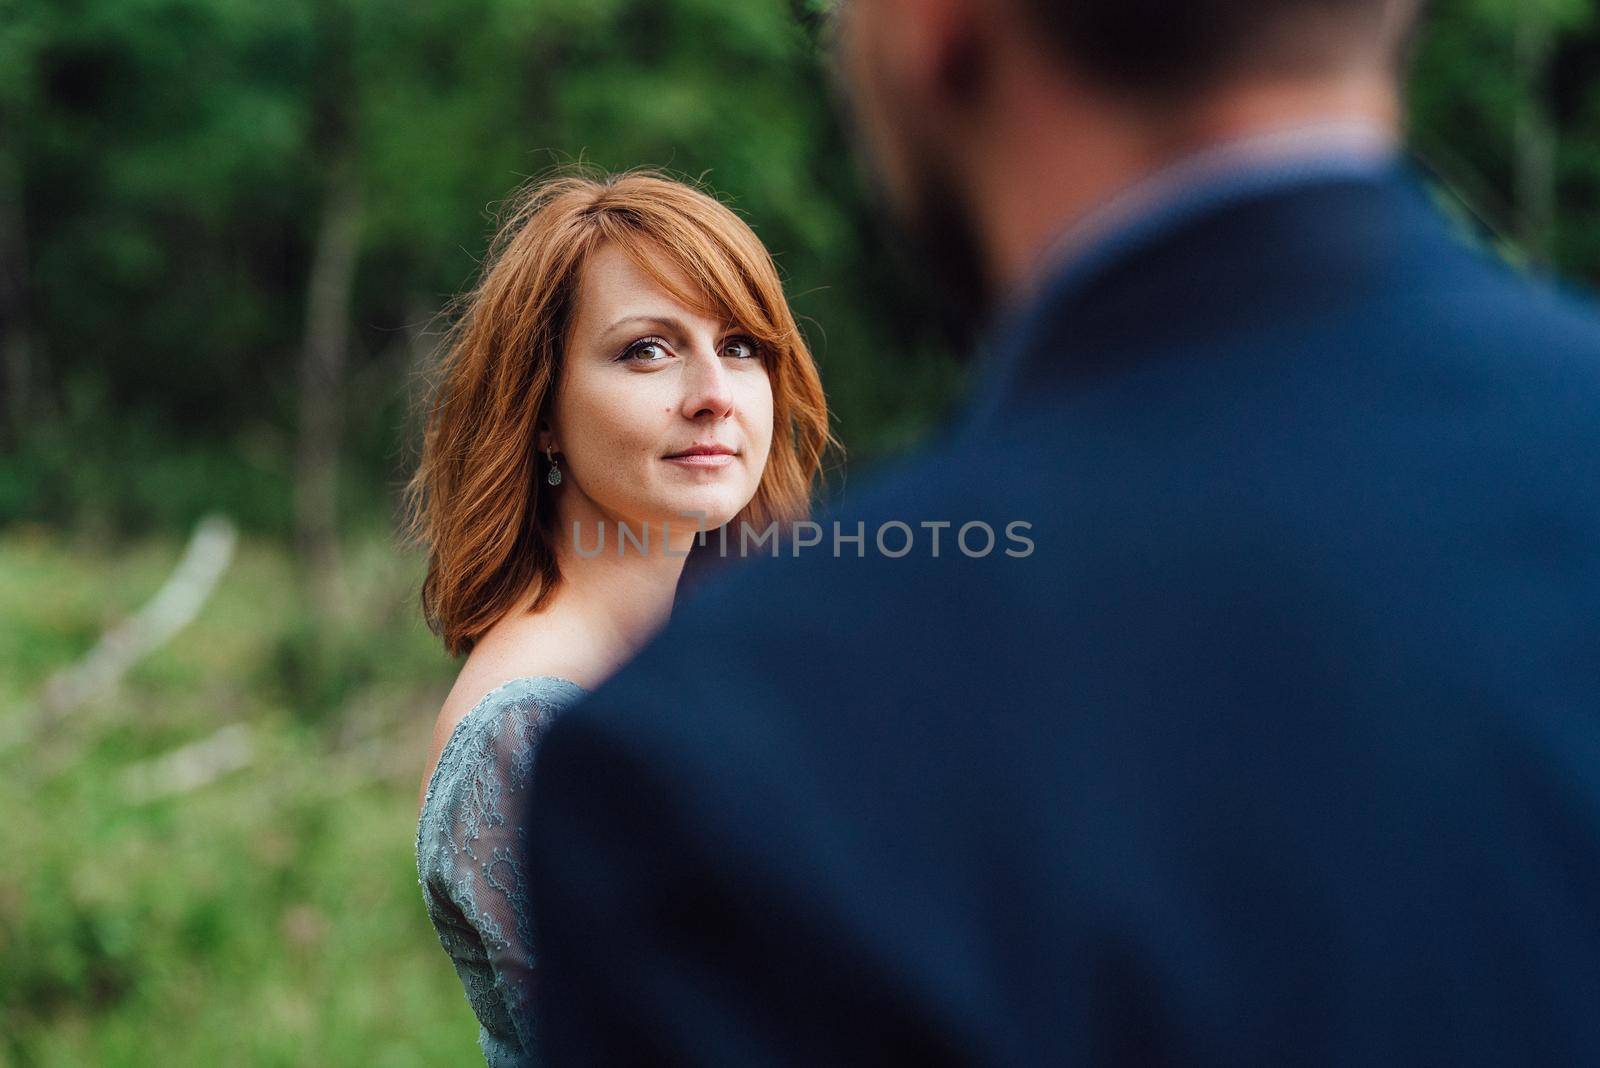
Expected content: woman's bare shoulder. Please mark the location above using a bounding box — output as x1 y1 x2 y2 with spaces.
418 613 599 809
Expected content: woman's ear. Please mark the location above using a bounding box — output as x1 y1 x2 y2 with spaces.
537 419 556 454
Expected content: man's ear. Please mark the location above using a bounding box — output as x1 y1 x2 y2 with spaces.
867 0 988 111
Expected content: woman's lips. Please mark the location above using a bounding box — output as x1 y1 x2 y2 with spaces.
663 453 736 468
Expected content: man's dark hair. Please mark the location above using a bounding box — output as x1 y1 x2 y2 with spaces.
1019 0 1420 98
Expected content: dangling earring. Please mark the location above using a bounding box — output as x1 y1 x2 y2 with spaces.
545 445 562 486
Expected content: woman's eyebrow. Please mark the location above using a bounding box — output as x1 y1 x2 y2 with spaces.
601 314 694 338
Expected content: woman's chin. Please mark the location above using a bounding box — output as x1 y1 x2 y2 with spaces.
654 488 751 532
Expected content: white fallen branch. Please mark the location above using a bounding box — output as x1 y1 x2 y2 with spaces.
1 514 238 752
120 723 256 803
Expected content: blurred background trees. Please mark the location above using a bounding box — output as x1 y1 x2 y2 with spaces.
0 0 965 552
1 0 1597 1062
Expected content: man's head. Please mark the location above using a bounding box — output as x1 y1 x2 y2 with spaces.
832 0 1422 335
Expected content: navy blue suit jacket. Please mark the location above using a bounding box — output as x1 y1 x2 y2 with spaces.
530 163 1600 1064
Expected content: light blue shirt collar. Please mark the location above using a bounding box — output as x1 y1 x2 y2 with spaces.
1007 118 1401 316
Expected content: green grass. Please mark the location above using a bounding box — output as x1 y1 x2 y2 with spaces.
0 525 486 1066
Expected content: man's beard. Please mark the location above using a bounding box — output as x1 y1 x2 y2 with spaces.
875 137 996 359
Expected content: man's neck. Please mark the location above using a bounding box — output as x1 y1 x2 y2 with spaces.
974 72 1403 305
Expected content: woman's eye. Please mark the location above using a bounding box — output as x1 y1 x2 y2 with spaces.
721 337 759 360
623 338 672 363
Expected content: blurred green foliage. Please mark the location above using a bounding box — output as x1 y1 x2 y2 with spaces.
2 0 1600 1063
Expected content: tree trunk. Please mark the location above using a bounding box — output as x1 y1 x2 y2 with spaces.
0 140 34 449
295 153 363 618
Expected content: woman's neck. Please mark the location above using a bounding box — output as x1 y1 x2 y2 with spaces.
543 491 698 671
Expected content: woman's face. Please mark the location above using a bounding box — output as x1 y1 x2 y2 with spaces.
544 240 775 538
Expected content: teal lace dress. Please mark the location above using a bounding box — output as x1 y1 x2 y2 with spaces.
416 676 589 1067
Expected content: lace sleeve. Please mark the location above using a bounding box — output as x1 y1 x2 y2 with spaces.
418 687 565 1065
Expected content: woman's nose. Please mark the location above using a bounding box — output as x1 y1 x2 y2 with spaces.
678 346 736 421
